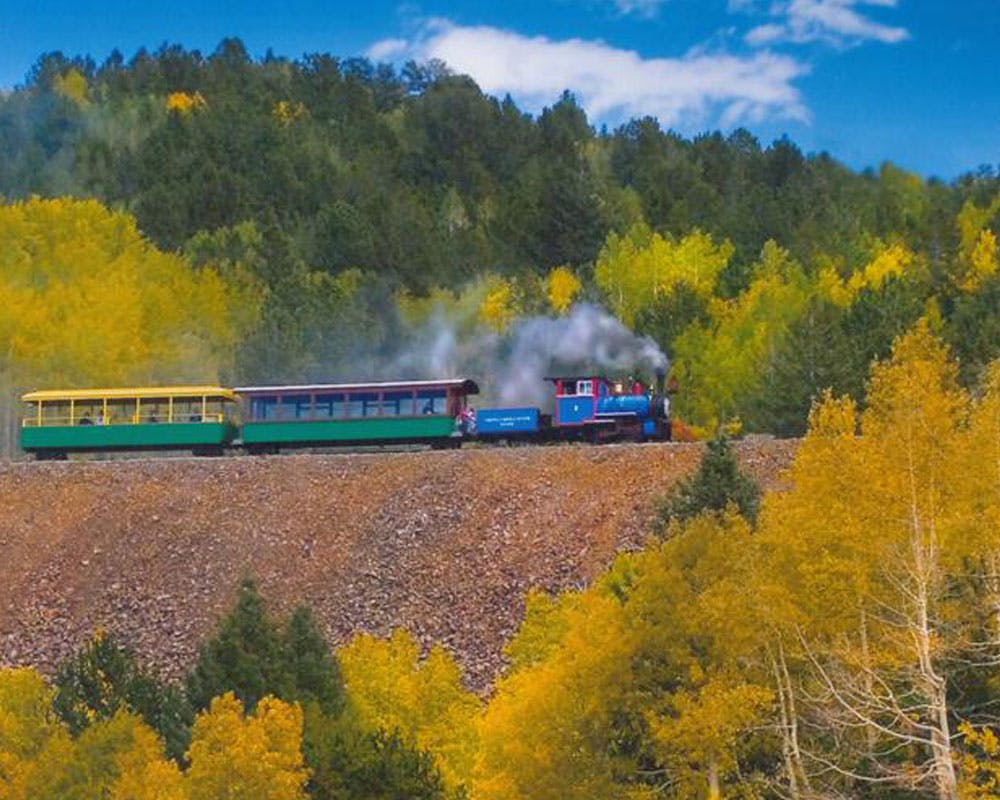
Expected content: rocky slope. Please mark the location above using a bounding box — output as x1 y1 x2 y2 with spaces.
0 440 796 689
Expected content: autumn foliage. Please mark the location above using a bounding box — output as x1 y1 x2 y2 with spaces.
0 198 260 453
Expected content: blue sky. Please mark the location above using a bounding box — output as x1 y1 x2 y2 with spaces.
0 0 997 179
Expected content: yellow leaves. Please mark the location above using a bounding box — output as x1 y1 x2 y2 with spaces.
478 276 520 333
847 242 914 294
23 712 179 800
337 629 480 790
817 242 921 308
165 91 207 114
0 668 62 800
544 265 581 315
962 228 999 292
1 671 307 800
476 512 770 800
595 223 734 327
503 589 574 672
53 68 89 107
473 590 632 800
958 196 1000 263
816 265 854 307
185 693 307 800
760 318 979 659
805 388 857 439
955 196 1000 292
647 674 772 796
958 723 1000 799
671 243 809 433
863 317 966 443
272 101 309 127
108 719 185 800
0 198 260 389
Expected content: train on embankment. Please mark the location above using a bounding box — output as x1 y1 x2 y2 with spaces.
18 375 672 459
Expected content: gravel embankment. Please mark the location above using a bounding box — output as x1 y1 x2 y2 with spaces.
0 440 797 690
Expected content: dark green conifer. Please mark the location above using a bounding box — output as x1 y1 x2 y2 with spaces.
52 631 192 761
282 605 347 716
303 708 452 800
185 576 287 713
657 436 761 527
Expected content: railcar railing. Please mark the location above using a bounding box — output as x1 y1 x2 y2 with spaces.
22 412 227 427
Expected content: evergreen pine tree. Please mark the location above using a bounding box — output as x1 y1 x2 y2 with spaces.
185 577 287 713
657 436 761 527
185 578 348 716
282 605 347 716
52 630 193 761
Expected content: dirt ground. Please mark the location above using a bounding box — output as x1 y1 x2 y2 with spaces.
0 440 797 690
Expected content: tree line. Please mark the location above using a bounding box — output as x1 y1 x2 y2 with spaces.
0 40 999 444
0 579 475 799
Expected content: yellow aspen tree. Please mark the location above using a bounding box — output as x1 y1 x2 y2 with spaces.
473 591 634 800
957 196 1000 264
846 241 915 295
594 223 733 327
545 266 582 314
630 512 774 800
337 629 480 790
0 197 261 452
185 693 307 800
0 668 64 800
107 721 185 800
52 68 89 107
165 91 207 114
671 242 809 435
22 712 181 800
962 229 999 292
961 361 1000 638
955 197 1000 290
272 101 309 127
757 322 973 800
476 512 774 800
956 723 1000 798
478 276 519 333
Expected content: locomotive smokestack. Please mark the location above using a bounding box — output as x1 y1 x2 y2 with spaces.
655 369 666 395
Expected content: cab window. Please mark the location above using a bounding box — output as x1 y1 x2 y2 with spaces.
383 390 415 416
250 396 277 421
278 394 311 420
314 393 341 419
416 389 447 415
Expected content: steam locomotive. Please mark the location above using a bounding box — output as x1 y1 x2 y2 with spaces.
19 374 672 459
475 375 671 443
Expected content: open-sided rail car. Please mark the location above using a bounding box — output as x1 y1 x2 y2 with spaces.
20 386 238 459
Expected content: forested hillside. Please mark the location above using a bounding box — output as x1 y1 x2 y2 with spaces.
1 38 999 448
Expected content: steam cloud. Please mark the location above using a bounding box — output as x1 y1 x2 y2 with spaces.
382 303 668 408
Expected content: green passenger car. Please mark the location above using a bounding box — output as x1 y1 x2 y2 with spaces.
20 386 238 459
235 379 479 452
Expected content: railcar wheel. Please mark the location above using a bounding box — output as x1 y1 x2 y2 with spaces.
191 445 225 457
34 450 67 461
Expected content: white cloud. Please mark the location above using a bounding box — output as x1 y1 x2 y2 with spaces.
368 20 809 129
744 23 787 46
611 0 669 18
367 37 409 61
746 0 909 46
